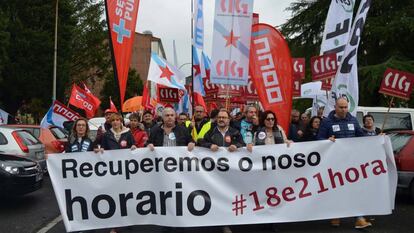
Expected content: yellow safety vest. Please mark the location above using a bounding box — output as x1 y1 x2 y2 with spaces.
185 120 192 128
192 121 211 141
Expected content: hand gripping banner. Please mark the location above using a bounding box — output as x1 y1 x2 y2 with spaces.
48 136 396 232
249 24 293 132
105 0 140 108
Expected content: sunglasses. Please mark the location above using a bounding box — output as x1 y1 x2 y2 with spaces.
265 118 275 121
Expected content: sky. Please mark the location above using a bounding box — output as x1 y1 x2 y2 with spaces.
136 0 295 75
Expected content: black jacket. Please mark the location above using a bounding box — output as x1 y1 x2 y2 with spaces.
199 126 245 148
101 128 135 150
146 124 193 147
65 136 94 153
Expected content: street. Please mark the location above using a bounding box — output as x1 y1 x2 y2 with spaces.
1 176 414 233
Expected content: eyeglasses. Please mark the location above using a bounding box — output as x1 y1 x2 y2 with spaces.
265 118 275 121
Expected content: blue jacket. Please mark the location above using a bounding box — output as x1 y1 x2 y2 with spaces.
317 110 364 140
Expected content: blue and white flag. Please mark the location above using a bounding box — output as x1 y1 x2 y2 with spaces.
193 0 204 49
40 100 80 128
193 46 206 96
210 0 254 86
147 53 186 90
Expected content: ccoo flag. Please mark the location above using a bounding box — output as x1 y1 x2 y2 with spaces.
40 100 80 128
147 53 186 90
105 0 140 108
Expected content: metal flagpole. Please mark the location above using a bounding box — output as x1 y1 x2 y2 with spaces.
53 0 59 101
191 0 195 116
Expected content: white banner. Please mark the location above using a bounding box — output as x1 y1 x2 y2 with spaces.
48 136 396 232
0 108 8 124
301 81 324 98
325 0 371 117
210 0 253 86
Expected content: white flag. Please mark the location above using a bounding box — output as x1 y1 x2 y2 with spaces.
0 108 9 125
325 0 372 116
147 53 186 90
210 0 254 86
193 0 204 49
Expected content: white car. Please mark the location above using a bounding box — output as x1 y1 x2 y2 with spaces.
0 126 46 172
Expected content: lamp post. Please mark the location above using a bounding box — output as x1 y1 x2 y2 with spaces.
52 0 59 101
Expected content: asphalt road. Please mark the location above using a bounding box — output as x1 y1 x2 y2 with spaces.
1 176 414 233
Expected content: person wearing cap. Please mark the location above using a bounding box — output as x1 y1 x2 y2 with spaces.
142 110 156 137
94 109 116 146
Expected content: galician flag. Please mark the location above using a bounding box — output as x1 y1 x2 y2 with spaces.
0 108 8 125
193 46 206 96
147 53 186 90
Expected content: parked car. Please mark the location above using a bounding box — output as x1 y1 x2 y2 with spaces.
0 126 46 172
4 125 68 155
0 153 43 196
388 131 414 200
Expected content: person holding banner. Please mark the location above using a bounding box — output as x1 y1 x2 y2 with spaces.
317 98 371 228
250 110 290 148
362 114 381 136
146 107 195 151
65 118 94 153
142 110 157 137
199 109 245 153
234 106 259 145
192 105 211 142
100 113 136 150
128 113 148 148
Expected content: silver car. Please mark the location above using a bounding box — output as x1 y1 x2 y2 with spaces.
0 126 46 172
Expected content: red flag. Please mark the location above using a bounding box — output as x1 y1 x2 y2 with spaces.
109 97 118 113
142 81 153 110
194 92 207 111
105 0 140 108
82 83 101 113
69 84 101 118
250 24 293 133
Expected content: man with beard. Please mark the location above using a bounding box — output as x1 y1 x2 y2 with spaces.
191 105 212 143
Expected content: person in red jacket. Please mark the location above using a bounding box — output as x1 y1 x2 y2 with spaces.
128 113 148 148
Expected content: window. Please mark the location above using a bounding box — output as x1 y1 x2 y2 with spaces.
356 111 364 126
17 131 41 145
0 133 7 145
389 133 412 154
369 112 412 131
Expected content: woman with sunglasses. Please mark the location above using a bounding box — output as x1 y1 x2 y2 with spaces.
251 110 290 147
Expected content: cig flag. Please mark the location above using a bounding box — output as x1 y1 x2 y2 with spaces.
193 0 204 49
210 0 254 86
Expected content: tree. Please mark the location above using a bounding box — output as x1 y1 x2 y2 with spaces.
282 0 414 109
100 69 144 112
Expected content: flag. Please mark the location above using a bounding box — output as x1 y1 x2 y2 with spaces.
301 81 325 98
193 46 206 96
82 82 101 112
147 53 186 90
325 0 372 116
104 0 140 108
40 100 80 128
210 0 254 85
0 108 9 125
109 97 118 113
200 51 211 80
250 24 293 133
68 84 101 118
193 0 204 49
320 0 355 60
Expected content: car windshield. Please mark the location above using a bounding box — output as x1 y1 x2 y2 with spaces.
389 133 412 154
50 127 68 139
17 130 41 145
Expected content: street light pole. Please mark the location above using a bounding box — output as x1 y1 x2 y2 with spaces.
52 0 59 101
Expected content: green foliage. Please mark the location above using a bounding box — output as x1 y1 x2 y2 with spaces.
100 69 144 112
282 0 414 109
0 0 109 119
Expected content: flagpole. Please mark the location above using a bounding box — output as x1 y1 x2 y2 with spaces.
53 0 59 101
191 0 195 116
